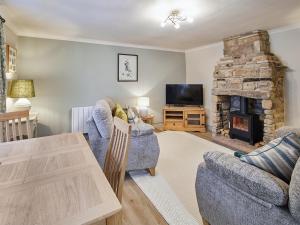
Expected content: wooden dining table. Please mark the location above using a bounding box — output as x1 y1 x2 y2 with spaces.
0 133 121 225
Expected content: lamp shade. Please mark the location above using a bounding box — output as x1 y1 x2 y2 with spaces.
7 80 35 98
137 97 150 107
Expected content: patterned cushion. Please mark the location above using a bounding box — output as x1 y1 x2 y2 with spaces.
289 158 300 223
115 104 128 122
240 132 300 183
92 100 113 138
127 107 139 124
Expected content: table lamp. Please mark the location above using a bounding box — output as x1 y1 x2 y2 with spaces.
137 96 150 117
7 79 35 110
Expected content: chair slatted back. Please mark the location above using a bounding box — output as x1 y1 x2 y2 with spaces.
0 110 32 142
104 117 131 202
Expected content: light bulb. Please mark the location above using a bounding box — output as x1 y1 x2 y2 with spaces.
187 17 194 23
160 22 166 27
174 23 180 29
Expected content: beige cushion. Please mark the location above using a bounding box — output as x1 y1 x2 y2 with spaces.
96 97 116 111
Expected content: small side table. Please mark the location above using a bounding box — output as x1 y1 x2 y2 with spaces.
7 112 38 139
141 114 154 125
29 112 38 137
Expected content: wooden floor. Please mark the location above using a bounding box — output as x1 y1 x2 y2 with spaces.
190 131 213 141
122 174 168 225
105 130 251 225
119 131 213 225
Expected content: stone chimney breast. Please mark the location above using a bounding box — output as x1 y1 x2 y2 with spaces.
212 30 285 143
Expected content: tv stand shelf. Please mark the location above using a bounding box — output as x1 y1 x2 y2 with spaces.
163 106 206 132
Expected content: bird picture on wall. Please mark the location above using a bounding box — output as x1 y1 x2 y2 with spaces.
118 53 138 82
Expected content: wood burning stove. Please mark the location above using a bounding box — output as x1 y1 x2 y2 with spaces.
229 97 263 145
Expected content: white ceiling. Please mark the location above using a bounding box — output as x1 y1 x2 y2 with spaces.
1 0 300 51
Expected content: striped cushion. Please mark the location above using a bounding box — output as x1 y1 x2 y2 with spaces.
240 132 300 183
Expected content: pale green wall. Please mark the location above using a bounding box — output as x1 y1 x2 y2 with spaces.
17 37 186 136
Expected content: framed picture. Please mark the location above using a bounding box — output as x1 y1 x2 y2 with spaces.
118 54 138 82
6 45 17 73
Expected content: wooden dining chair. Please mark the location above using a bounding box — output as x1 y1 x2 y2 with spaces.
0 110 32 142
104 117 131 202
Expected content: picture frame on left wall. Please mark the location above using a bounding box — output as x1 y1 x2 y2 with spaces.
6 45 17 73
118 53 138 82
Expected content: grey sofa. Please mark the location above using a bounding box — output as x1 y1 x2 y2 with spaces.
195 127 300 225
87 100 160 175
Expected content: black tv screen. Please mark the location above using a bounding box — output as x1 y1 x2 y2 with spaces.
166 84 203 106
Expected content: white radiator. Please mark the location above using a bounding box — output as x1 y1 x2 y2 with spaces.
71 106 94 133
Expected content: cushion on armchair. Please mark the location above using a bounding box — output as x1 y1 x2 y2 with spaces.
92 100 113 138
96 98 116 112
131 122 154 137
204 151 289 206
240 132 300 183
289 158 300 223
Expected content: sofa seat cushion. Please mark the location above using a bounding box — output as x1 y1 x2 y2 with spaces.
131 122 154 137
204 151 289 206
92 100 113 138
240 132 300 183
289 158 300 223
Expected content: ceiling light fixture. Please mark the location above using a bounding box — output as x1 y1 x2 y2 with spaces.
160 10 193 29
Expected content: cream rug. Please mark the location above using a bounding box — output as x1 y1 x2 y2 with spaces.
130 170 199 225
131 131 233 225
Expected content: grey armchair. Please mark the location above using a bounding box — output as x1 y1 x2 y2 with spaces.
195 127 300 225
87 99 160 175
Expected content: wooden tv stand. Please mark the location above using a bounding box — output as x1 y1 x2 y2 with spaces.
163 106 206 132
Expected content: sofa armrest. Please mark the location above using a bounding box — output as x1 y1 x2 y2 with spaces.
86 118 101 142
131 122 154 137
204 151 289 206
275 126 300 138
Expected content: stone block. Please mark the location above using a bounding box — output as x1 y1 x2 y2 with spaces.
213 81 218 88
259 67 273 78
223 31 270 57
262 100 272 109
227 78 243 90
243 82 257 90
258 81 274 91
265 115 274 120
264 126 275 133
264 118 274 125
264 109 274 115
217 80 227 89
212 95 219 103
214 69 233 78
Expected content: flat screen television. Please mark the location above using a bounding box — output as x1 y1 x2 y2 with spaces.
166 84 203 106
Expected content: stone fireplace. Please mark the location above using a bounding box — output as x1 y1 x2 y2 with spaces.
212 30 285 144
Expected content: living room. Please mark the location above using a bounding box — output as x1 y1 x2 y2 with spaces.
0 1 300 225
